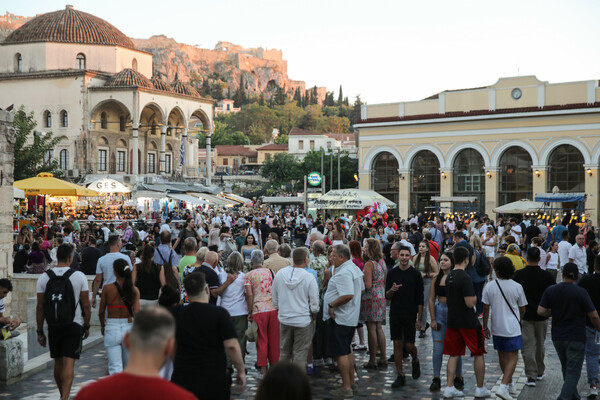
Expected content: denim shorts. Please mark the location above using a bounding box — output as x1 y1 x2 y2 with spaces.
493 335 522 352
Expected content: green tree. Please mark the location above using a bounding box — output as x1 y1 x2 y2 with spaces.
13 106 62 180
349 94 363 127
317 115 350 133
299 105 323 131
258 93 265 106
274 134 288 144
276 85 286 106
197 120 248 147
260 152 301 188
300 149 358 189
337 85 344 107
293 88 302 107
310 86 319 105
234 74 247 107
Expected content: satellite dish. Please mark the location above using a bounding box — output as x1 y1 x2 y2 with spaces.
552 186 560 193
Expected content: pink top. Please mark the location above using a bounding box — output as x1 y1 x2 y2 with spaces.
352 258 365 271
245 268 276 315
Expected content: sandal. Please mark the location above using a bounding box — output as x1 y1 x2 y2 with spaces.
377 359 388 368
363 362 378 370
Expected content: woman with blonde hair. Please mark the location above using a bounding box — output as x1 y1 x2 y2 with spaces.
413 240 438 338
481 226 497 267
360 238 388 369
221 251 248 373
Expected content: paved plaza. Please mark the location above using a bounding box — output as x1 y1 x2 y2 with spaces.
0 314 594 400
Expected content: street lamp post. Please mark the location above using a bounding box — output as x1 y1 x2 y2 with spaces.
206 131 212 186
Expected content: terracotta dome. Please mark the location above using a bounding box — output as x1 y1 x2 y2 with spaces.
105 69 153 89
171 80 200 97
3 5 136 50
151 76 175 93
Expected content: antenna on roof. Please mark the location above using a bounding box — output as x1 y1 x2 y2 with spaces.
517 67 520 76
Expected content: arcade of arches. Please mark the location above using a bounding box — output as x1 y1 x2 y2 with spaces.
366 144 592 219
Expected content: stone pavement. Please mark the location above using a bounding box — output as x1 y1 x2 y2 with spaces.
0 316 595 400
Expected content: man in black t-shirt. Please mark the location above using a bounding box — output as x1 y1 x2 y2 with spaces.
442 246 490 399
171 272 245 400
81 240 103 276
385 244 423 388
523 222 541 250
539 263 600 400
578 255 600 397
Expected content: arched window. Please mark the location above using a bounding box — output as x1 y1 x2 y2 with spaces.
119 116 126 132
547 144 584 192
100 112 107 129
60 110 68 127
411 150 440 214
76 53 86 70
14 53 22 73
132 58 138 72
371 152 399 208
59 149 69 169
499 146 532 206
44 110 52 128
453 149 485 212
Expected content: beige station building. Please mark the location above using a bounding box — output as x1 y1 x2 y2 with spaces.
355 76 600 223
0 6 214 184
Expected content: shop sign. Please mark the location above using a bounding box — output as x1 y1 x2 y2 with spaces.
87 179 130 193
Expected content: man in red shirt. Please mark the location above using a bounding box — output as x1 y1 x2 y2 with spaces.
74 306 196 400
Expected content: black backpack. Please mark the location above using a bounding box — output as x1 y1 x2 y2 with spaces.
474 250 491 277
43 269 78 327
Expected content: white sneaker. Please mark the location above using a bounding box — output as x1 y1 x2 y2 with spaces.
443 386 465 398
536 372 546 381
588 384 598 397
508 382 517 395
496 385 513 400
475 386 492 398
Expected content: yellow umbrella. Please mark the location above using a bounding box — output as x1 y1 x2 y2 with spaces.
14 173 98 197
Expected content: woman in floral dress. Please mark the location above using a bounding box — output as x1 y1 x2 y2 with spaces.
245 249 279 375
360 238 387 369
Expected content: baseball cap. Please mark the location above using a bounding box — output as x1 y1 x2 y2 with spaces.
562 263 579 280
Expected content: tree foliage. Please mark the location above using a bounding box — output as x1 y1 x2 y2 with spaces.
260 152 301 188
13 106 62 180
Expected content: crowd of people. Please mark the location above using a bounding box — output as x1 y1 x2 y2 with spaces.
12 206 600 399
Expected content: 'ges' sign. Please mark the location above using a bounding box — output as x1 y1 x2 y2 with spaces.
307 172 322 186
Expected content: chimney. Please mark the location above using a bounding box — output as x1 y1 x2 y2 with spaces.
66 5 74 10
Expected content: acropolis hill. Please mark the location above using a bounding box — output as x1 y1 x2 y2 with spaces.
0 10 327 102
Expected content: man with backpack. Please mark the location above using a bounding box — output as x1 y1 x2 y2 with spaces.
154 231 181 291
36 243 91 400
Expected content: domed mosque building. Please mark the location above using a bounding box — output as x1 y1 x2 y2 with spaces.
0 5 213 181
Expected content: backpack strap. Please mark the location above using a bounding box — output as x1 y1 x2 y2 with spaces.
495 280 521 329
46 269 56 279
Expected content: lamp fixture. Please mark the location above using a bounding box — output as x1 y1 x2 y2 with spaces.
587 168 592 176
399 174 405 180
486 171 492 179
535 169 540 177
441 172 446 179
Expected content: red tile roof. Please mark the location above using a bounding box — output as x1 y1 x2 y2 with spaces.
326 133 355 143
105 68 153 89
151 76 175 93
215 145 257 156
257 144 288 151
359 102 600 124
171 80 200 98
3 5 136 50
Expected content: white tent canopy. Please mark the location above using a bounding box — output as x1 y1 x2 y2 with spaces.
87 178 130 193
167 193 209 206
313 189 396 210
13 187 25 199
493 199 544 214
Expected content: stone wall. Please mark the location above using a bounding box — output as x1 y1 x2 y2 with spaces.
0 111 14 315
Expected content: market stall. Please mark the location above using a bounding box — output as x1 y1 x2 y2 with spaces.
492 199 545 214
76 178 135 220
313 189 396 210
14 173 98 221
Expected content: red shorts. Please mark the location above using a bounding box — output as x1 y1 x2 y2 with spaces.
443 327 486 356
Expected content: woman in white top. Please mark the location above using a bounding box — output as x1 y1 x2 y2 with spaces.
481 226 497 265
220 251 248 373
249 220 262 249
545 240 559 280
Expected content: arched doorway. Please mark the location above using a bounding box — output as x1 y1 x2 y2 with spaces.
411 150 440 214
371 152 399 208
547 144 585 192
499 146 532 206
453 149 485 212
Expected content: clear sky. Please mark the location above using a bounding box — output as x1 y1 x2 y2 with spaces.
5 0 600 104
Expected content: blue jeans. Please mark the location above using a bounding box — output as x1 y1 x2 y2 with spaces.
104 318 132 375
432 302 462 377
586 327 600 385
553 340 585 400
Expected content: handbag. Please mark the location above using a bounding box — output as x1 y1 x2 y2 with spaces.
245 321 258 342
495 280 521 329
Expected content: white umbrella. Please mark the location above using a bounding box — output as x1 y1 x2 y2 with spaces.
13 187 25 199
313 189 396 210
493 199 544 214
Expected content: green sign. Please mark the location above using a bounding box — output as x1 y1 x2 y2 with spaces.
307 171 322 186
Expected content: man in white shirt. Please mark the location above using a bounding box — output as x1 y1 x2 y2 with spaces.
36 243 91 400
272 247 319 371
557 231 572 268
160 218 171 233
100 223 110 242
223 212 232 228
211 214 222 226
399 232 417 256
482 256 527 400
509 219 522 245
569 234 587 277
